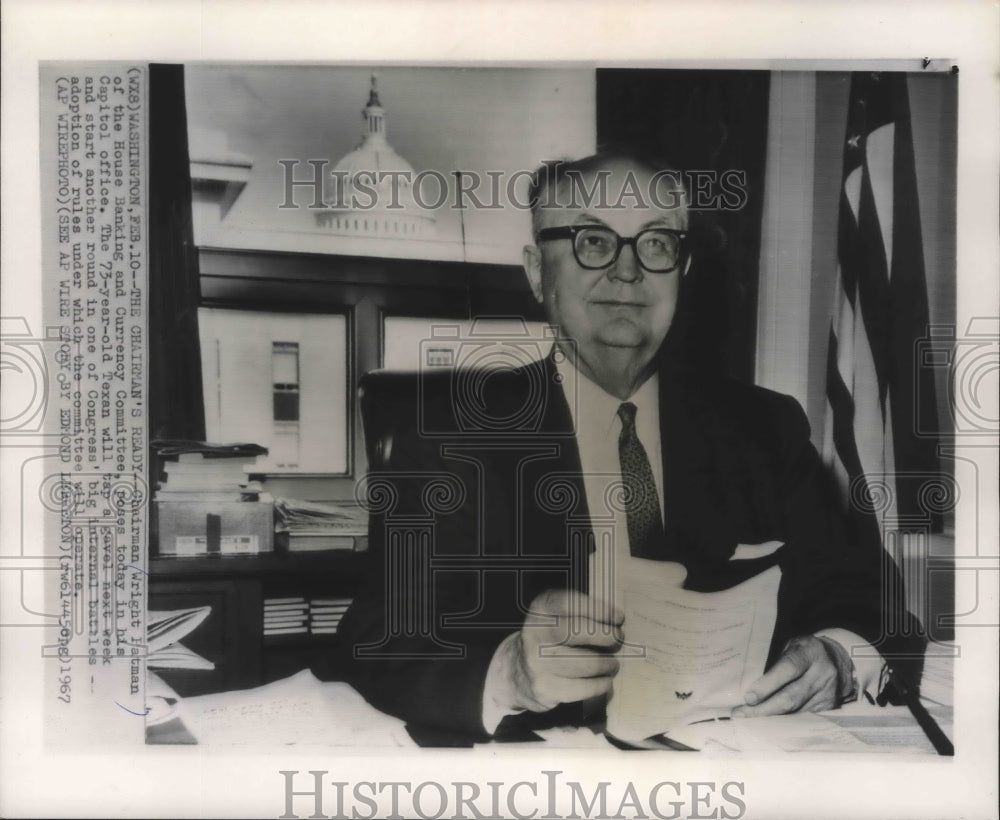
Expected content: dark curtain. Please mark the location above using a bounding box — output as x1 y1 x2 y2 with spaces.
148 64 205 441
596 70 771 383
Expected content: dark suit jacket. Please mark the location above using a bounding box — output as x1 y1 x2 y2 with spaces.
337 356 925 740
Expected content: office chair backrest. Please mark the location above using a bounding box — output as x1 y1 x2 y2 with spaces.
360 368 469 471
358 364 548 472
359 370 417 472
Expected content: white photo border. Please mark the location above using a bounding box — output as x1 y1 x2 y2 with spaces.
2 2 997 819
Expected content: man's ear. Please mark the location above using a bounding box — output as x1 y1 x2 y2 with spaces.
682 253 693 277
522 244 544 304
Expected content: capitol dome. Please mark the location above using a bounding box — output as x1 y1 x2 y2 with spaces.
317 74 435 238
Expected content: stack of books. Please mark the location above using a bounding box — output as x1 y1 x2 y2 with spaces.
146 606 216 728
153 440 274 557
309 597 353 635
263 597 310 636
274 498 368 552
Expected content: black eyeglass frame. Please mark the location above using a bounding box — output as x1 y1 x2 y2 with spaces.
536 224 689 274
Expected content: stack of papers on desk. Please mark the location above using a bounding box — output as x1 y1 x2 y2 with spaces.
153 440 270 502
177 669 414 746
665 701 953 754
919 641 955 708
275 498 368 551
274 498 367 534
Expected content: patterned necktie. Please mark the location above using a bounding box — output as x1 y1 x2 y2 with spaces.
617 402 664 558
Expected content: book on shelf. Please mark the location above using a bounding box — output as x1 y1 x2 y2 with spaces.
265 606 307 616
153 440 273 557
264 625 310 636
264 612 309 622
158 477 247 493
154 491 249 503
163 459 251 475
264 610 309 619
264 610 308 619
154 442 268 492
152 440 269 460
160 464 251 489
148 606 215 671
274 497 368 552
284 533 357 552
309 609 350 631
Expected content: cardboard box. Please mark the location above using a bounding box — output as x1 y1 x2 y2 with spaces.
156 500 274 556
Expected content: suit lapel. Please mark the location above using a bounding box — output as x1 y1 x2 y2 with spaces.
658 374 739 573
519 355 591 594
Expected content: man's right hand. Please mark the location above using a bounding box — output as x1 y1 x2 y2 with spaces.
501 589 625 713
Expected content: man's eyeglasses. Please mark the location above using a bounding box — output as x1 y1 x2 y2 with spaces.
536 225 688 274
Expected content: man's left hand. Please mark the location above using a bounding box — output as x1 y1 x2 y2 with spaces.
732 635 849 718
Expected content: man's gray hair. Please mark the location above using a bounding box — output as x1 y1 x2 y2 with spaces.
526 152 689 239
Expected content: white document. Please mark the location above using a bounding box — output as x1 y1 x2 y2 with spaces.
177 669 415 746
145 672 182 727
147 606 216 671
667 702 952 754
147 642 216 670
606 560 781 745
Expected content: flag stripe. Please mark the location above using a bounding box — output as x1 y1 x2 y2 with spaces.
826 328 885 550
824 71 942 541
826 327 866 483
854 139 893 415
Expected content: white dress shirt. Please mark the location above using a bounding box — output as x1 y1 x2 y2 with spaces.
481 356 883 733
555 356 663 607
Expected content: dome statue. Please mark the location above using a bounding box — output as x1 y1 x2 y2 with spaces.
316 73 436 238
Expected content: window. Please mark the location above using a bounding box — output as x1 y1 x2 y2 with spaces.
199 308 349 474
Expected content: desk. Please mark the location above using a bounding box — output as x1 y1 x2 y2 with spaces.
147 652 955 753
148 551 364 697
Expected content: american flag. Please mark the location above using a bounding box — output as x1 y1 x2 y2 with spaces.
823 72 942 550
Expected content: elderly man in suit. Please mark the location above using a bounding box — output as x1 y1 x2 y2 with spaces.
338 153 924 742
